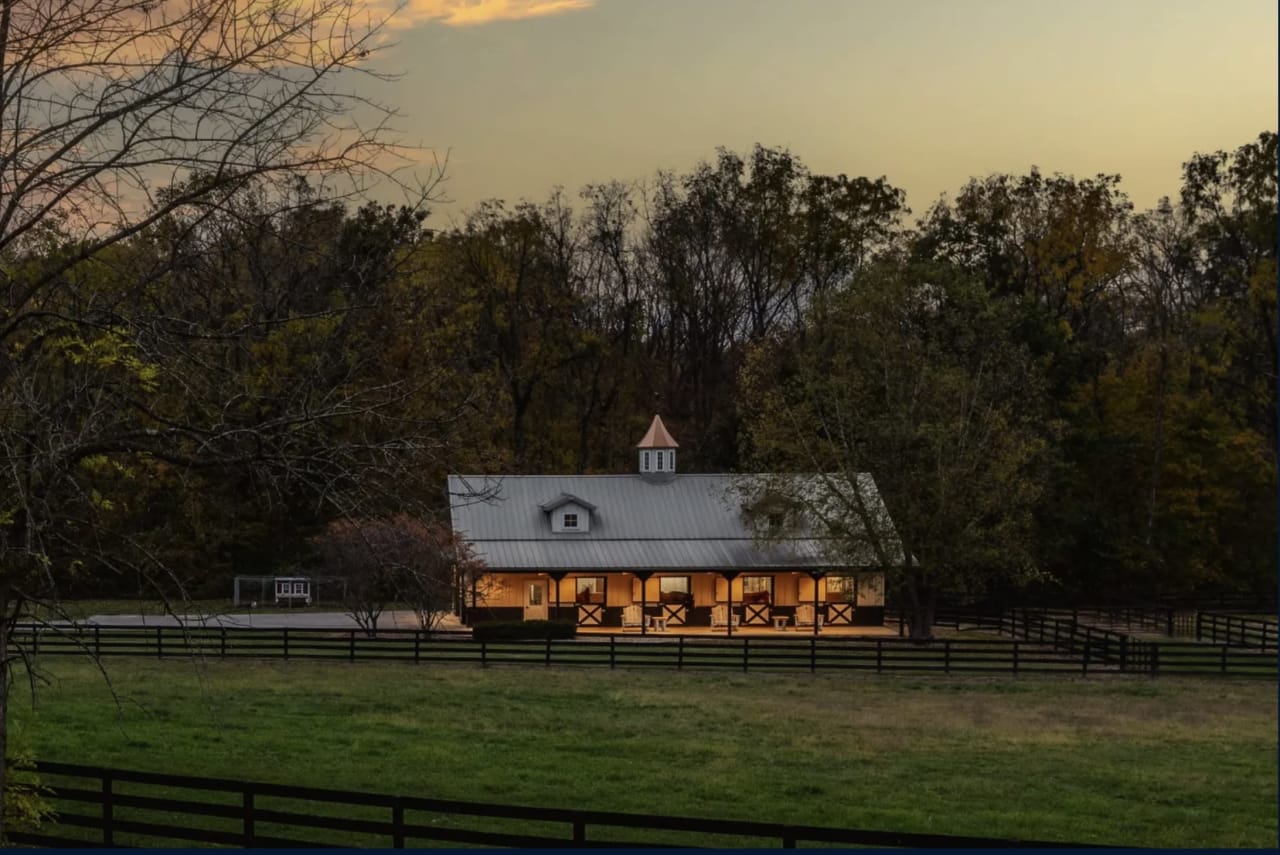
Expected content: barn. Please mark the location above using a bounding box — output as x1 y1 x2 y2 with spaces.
447 415 899 634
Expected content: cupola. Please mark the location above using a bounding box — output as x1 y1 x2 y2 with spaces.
636 414 678 476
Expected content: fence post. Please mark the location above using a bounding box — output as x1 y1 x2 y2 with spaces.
1150 644 1160 676
809 637 816 674
572 816 586 845
1166 608 1174 637
481 639 488 668
221 627 227 659
283 627 289 661
243 788 255 846
677 635 684 670
876 640 883 674
545 637 552 667
157 626 163 660
1082 642 1090 676
349 630 356 663
94 625 101 660
742 638 749 672
1195 612 1203 642
1119 637 1128 672
414 631 421 664
1012 641 1019 676
609 635 615 670
392 798 405 849
102 770 114 847
944 639 951 674
1221 645 1228 675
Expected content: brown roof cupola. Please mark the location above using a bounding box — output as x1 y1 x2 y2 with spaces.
636 414 678 477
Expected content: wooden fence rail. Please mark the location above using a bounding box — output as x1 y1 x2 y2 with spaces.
9 623 1275 678
923 609 1274 678
9 760 1103 849
1195 612 1278 652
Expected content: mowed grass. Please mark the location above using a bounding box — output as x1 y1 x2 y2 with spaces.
12 659 1277 848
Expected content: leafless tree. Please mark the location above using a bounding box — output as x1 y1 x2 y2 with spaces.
0 0 449 836
314 515 479 636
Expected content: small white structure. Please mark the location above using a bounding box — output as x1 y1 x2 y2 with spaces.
232 575 317 606
273 576 312 605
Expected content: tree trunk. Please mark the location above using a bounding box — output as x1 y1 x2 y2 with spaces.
904 559 935 640
0 586 10 843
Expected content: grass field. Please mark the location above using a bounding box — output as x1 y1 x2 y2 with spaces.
11 658 1277 848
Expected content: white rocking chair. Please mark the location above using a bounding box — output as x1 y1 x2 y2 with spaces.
795 604 816 628
621 604 644 629
710 604 740 629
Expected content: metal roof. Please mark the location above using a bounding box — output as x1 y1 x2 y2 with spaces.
447 473 899 571
636 414 679 448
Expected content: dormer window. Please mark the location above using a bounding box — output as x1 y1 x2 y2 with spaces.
643 451 651 472
540 492 595 533
656 452 663 471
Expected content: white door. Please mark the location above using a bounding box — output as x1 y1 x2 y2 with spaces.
524 581 548 620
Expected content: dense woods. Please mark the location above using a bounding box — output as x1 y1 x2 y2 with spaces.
8 133 1277 611
4 132 1273 615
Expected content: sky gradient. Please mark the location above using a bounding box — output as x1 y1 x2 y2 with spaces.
369 0 1278 223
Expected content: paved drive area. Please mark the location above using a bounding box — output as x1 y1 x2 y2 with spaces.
79 610 464 630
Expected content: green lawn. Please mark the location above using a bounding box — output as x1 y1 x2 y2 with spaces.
11 659 1277 848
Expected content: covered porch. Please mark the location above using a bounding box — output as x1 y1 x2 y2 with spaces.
461 569 886 634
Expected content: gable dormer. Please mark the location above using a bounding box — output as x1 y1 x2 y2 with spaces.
636 414 678 477
538 493 596 533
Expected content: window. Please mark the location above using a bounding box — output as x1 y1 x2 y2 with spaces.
741 575 773 604
658 576 690 604
825 575 856 603
668 451 675 471
643 451 650 471
563 513 578 529
656 451 663 471
576 576 605 604
293 582 307 595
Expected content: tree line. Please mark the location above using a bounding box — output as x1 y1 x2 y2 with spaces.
9 136 1274 619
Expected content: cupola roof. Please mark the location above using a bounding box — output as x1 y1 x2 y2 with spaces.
635 414 679 449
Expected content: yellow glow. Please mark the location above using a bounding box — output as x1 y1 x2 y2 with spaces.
382 0 593 28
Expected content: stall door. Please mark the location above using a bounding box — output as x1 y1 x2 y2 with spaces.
524 581 548 620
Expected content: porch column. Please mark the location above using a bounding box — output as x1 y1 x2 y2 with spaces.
721 571 740 637
810 570 824 637
549 571 567 621
635 570 653 636
470 571 479 625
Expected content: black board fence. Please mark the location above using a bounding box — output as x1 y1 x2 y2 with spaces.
9 760 1104 849
1195 612 1278 652
10 622 1275 677
923 608 1275 678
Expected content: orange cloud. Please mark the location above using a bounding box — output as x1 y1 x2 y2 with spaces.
393 0 595 27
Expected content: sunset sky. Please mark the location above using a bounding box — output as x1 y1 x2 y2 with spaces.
370 0 1277 222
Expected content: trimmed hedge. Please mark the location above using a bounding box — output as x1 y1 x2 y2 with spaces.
471 619 578 641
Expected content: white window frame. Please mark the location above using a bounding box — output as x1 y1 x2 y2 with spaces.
563 512 579 529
